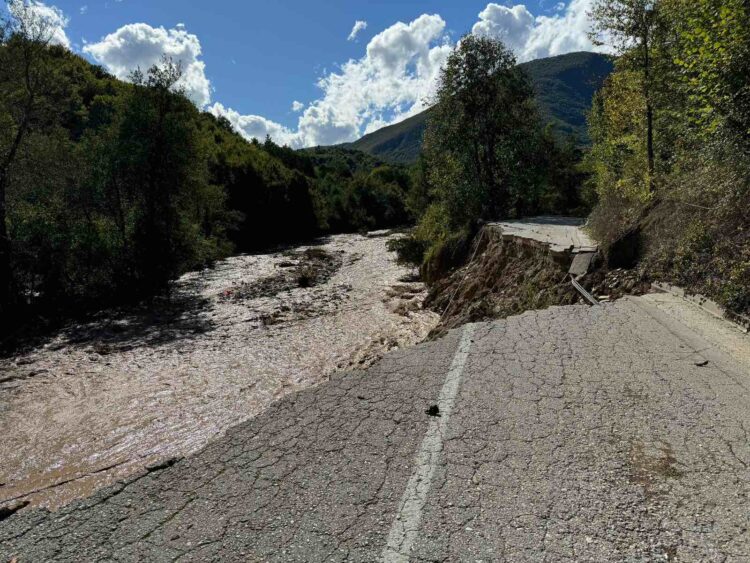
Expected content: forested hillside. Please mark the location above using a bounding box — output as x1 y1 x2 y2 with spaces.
586 0 750 317
0 12 415 326
344 51 614 164
527 51 614 140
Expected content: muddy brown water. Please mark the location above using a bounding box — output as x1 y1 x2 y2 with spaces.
0 233 438 511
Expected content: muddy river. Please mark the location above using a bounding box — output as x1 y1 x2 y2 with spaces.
0 233 438 511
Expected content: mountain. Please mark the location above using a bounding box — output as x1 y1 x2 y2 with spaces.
343 51 614 164
525 51 614 140
344 110 432 166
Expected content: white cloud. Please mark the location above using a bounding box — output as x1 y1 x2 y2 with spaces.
79 5 87 15
217 13 451 148
219 5 609 149
83 23 211 107
525 0 607 60
299 13 452 146
209 103 296 147
72 3 606 149
347 20 367 42
472 4 535 54
472 0 608 62
8 0 71 49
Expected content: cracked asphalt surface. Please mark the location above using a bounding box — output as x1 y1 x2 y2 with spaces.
1 297 749 561
491 217 598 253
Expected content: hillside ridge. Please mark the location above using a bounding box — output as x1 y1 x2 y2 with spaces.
342 51 614 164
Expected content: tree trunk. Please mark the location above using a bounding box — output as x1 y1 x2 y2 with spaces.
646 102 655 191
0 173 10 314
643 25 655 193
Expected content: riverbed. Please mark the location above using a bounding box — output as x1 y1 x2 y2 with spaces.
0 232 438 510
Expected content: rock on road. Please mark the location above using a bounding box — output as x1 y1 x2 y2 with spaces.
1 297 749 561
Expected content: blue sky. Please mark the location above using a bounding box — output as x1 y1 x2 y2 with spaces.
7 0 604 147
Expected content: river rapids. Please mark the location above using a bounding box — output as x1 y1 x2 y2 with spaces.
0 232 438 510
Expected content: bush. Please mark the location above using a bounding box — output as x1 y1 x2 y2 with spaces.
387 236 427 268
420 229 474 284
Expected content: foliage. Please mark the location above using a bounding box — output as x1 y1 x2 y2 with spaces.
589 0 666 189
395 36 587 279
203 120 319 251
0 1 74 314
584 70 651 223
3 53 232 308
303 147 413 233
386 235 427 268
673 0 750 147
424 35 543 230
586 0 750 315
0 27 417 327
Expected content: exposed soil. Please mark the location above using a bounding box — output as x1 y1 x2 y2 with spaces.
425 228 583 336
0 233 438 512
425 226 654 336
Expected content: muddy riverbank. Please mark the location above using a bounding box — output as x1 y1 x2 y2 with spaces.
0 232 438 511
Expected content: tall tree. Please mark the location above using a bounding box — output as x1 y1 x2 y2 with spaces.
422 34 543 231
0 0 61 313
112 58 219 294
667 0 750 146
590 0 661 191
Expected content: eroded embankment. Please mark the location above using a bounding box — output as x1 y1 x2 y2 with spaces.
425 226 652 335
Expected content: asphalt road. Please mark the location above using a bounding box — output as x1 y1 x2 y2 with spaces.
1 297 749 562
491 216 598 254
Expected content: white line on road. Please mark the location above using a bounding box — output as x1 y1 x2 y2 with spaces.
382 323 476 562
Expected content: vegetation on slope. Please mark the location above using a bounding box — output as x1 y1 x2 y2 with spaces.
525 51 614 141
301 147 412 233
346 51 614 164
344 111 431 165
0 5 417 329
390 35 588 281
585 0 750 317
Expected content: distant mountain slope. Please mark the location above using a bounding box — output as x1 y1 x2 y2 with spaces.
526 51 614 139
343 51 614 164
345 111 431 165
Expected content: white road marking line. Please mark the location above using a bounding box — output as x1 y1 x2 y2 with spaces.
382 323 476 562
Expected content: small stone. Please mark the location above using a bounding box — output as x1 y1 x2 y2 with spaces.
0 500 30 521
425 405 441 417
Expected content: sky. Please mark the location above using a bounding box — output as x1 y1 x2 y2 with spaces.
5 0 607 148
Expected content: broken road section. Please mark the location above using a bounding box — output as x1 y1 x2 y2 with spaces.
2 298 748 561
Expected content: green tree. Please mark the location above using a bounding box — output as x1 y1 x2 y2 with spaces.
422 34 543 234
667 0 750 144
110 57 225 294
590 0 663 191
0 19 422 330
0 0 64 312
586 0 750 316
